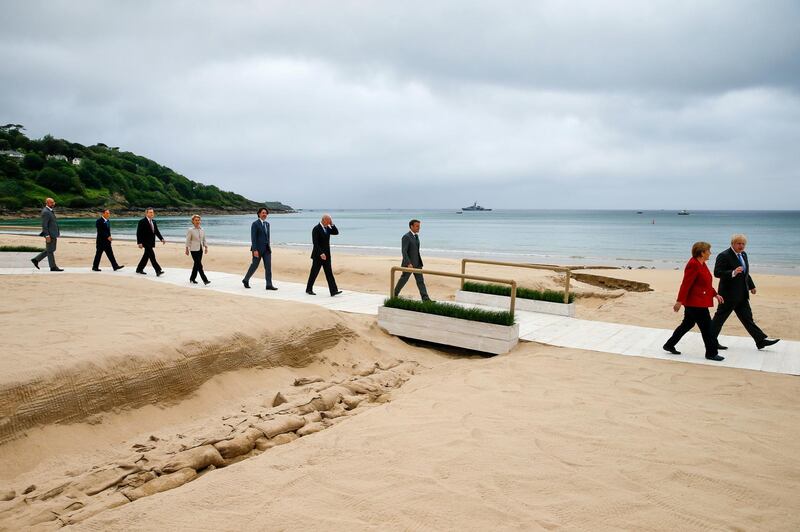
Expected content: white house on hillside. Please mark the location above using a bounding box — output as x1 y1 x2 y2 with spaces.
0 149 24 159
71 157 81 166
46 154 68 162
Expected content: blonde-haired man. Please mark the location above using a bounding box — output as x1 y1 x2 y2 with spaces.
711 234 779 350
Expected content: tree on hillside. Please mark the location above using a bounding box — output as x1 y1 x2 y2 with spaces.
37 163 84 194
23 153 45 171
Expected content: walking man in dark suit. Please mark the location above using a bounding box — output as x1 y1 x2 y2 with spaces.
393 218 430 301
306 214 342 296
712 234 780 350
136 207 165 276
92 208 124 272
242 207 277 290
31 197 63 271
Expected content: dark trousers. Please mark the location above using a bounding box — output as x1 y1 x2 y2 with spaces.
306 257 338 294
665 306 718 357
93 241 120 269
190 250 209 282
394 271 430 300
711 298 766 345
33 237 58 269
136 246 162 273
243 252 272 287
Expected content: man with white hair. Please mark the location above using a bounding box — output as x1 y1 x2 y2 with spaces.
712 234 780 350
305 214 342 296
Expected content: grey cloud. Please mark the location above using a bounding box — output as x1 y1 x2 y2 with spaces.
1 0 799 209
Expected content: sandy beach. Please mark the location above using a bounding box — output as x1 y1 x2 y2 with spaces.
1 233 799 530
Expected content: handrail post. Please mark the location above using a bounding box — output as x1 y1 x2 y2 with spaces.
390 267 396 299
460 258 466 289
564 270 571 304
509 280 516 318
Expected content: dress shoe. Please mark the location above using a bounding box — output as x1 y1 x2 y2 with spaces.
113 265 125 271
136 270 147 275
705 354 725 361
662 344 681 355
331 290 343 296
31 258 40 270
50 267 64 272
306 290 316 295
266 286 278 291
203 280 211 286
717 344 728 350
156 270 165 277
242 280 250 289
756 338 780 349
92 268 102 272
190 280 198 284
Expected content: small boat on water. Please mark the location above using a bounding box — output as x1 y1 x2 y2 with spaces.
677 209 690 215
636 211 643 214
462 201 492 211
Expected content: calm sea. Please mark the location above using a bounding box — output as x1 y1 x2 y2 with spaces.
5 210 800 274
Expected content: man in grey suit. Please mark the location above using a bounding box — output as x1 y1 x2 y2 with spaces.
393 218 430 301
31 197 63 271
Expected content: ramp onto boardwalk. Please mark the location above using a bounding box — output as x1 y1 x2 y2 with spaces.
1 264 798 375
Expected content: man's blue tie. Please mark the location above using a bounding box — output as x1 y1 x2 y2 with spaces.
737 253 746 273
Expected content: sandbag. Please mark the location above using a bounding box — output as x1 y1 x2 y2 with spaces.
296 386 347 414
342 394 366 410
214 428 265 459
254 432 298 451
62 492 129 526
271 392 288 407
75 464 142 496
124 468 197 501
160 445 224 474
294 376 324 386
254 415 306 439
296 422 326 437
321 404 347 420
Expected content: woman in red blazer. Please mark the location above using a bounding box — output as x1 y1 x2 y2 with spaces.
663 241 725 361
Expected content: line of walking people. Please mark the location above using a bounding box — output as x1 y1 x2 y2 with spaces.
31 200 430 301
30 199 780 360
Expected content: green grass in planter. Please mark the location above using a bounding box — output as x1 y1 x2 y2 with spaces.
383 297 515 326
462 281 575 304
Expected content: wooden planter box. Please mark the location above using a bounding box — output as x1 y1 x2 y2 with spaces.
377 306 519 355
455 290 576 317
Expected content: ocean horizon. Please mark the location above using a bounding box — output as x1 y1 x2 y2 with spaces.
3 209 799 275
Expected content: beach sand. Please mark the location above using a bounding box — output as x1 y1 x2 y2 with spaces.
1 233 799 530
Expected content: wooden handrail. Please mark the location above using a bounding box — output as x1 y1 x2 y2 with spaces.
390 266 517 317
459 259 618 304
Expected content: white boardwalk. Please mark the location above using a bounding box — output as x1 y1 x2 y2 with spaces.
2 263 797 376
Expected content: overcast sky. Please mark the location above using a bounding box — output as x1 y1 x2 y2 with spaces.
2 1 799 209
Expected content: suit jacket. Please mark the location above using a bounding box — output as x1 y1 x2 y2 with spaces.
250 219 271 254
96 217 111 246
39 207 60 238
400 231 423 268
310 223 338 259
136 217 163 248
714 247 755 302
677 257 717 308
185 226 207 252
